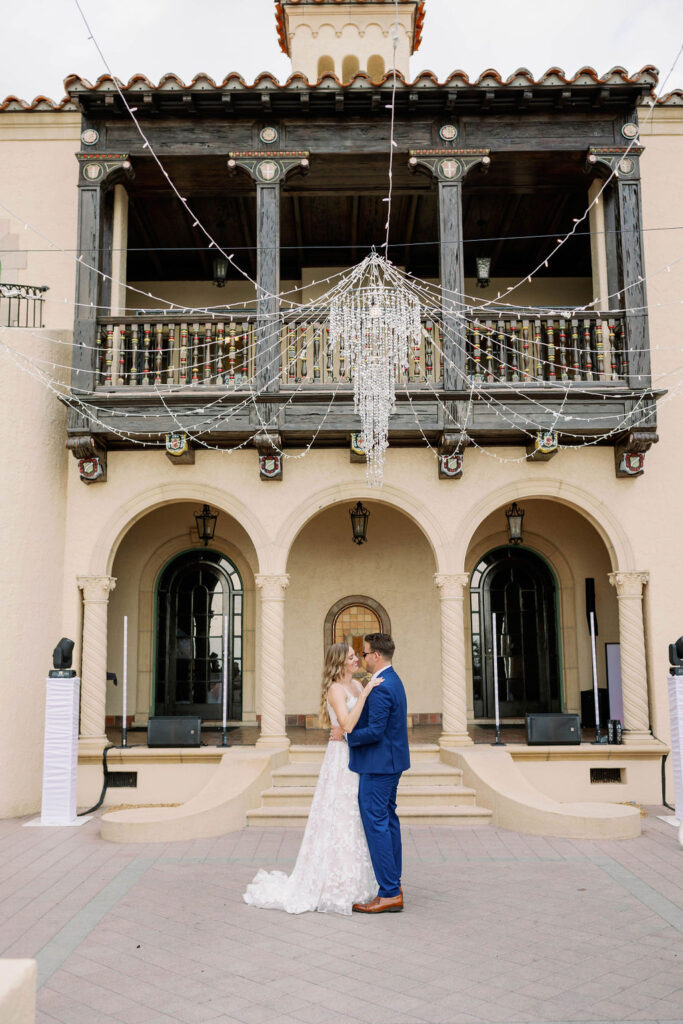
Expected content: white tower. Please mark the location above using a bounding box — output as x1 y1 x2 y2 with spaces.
275 1 425 83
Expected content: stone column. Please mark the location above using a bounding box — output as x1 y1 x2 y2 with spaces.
608 571 652 743
76 575 117 750
435 573 473 747
255 573 290 747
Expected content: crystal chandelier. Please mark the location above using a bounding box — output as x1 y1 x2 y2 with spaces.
328 254 422 485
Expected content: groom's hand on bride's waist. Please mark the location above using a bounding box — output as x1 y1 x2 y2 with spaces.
329 726 344 742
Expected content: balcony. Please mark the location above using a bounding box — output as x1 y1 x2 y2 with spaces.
1 282 48 328
93 310 627 390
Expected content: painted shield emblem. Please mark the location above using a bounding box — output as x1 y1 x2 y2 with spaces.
260 454 282 478
440 453 463 477
166 432 188 456
536 431 558 453
439 159 460 180
257 160 279 182
78 457 102 480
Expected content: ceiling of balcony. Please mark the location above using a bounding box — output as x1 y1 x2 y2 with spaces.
125 151 594 283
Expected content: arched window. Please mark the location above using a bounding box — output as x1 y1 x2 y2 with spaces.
317 55 335 79
470 547 560 719
367 54 385 81
156 550 244 720
341 54 360 83
324 596 391 659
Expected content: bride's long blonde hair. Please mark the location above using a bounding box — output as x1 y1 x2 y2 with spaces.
319 643 351 727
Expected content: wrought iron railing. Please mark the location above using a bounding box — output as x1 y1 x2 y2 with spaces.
94 310 627 389
1 283 48 328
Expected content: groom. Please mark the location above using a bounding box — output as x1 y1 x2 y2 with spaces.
334 632 410 913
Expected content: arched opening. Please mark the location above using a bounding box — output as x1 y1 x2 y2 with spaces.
106 500 258 730
341 54 360 82
366 54 385 81
470 547 560 718
317 55 335 78
465 498 620 726
285 501 439 719
155 550 244 720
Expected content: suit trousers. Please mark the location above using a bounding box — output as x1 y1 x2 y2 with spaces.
358 771 402 898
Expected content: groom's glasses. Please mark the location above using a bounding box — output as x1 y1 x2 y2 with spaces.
361 651 373 659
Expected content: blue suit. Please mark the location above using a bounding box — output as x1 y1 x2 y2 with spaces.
347 666 410 898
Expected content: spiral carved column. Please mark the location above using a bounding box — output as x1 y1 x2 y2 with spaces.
608 571 652 743
255 573 290 747
77 575 117 749
435 573 473 747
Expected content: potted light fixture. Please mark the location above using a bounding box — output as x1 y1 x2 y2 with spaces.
475 256 491 289
212 256 229 287
349 501 370 545
505 502 525 545
194 504 219 546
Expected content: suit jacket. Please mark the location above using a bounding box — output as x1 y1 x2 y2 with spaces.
347 665 410 775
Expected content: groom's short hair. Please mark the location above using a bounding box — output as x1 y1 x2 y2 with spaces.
365 632 395 659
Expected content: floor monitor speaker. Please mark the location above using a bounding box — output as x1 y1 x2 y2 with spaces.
526 713 581 746
147 716 201 747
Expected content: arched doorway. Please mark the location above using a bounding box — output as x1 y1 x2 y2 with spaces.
470 547 561 718
155 550 244 720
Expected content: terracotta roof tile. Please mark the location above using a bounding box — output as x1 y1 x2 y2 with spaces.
3 63 668 111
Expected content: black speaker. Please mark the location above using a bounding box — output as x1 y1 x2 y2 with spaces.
526 713 581 745
147 716 202 747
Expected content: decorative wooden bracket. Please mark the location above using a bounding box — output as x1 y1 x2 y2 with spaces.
165 432 194 465
66 434 107 484
408 148 490 181
227 151 309 183
350 432 367 463
76 153 134 188
614 428 658 478
585 146 642 180
438 431 468 479
254 432 283 480
526 429 558 461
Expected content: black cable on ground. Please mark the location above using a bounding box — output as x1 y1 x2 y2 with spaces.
661 753 676 812
77 742 141 816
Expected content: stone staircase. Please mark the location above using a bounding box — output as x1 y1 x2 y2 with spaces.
246 743 492 827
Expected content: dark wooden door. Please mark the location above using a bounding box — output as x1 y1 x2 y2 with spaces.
156 551 243 720
472 548 561 718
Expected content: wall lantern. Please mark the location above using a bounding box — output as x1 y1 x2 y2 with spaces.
212 256 229 287
475 256 491 289
349 501 370 545
194 504 219 546
505 502 525 545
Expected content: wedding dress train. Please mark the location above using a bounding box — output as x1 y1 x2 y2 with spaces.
243 691 378 915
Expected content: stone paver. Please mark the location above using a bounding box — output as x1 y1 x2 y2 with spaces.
1 808 682 1024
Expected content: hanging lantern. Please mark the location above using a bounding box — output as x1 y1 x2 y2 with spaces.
212 256 229 287
329 253 422 487
194 504 219 546
475 256 491 289
349 501 370 545
505 502 525 545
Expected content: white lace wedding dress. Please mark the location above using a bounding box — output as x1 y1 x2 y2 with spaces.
243 690 378 915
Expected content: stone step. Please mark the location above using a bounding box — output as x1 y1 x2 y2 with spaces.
288 743 442 764
260 785 477 809
271 762 463 788
247 804 492 827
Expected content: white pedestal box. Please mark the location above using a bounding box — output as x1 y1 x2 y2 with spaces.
40 676 81 825
667 674 683 824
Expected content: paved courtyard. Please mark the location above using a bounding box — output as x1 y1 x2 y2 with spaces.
1 809 682 1024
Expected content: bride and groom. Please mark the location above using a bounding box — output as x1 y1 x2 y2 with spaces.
243 633 410 915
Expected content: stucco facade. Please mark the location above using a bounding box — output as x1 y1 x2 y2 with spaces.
1 3 681 824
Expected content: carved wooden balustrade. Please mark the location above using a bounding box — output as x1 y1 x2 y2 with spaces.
94 311 626 389
463 313 627 384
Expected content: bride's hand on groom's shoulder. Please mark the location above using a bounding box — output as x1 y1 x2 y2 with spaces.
367 677 383 690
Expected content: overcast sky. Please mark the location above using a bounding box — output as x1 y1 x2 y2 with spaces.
1 0 682 103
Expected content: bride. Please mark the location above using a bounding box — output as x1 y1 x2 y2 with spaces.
243 643 381 915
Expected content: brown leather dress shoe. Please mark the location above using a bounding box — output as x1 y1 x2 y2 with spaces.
352 893 403 913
